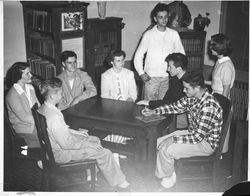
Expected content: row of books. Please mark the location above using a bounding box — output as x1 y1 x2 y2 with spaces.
187 56 203 70
25 9 52 32
181 38 204 53
27 34 55 59
28 56 56 80
94 31 118 45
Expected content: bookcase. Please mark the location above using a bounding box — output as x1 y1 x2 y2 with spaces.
179 30 206 71
21 1 89 80
85 17 125 93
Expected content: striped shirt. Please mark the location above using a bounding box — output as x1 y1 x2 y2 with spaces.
155 91 223 149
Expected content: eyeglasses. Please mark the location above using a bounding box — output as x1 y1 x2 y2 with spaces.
65 61 77 65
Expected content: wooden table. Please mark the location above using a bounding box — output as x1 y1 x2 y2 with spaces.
63 96 164 177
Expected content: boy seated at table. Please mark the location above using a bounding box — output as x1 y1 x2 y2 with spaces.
57 50 97 110
137 53 188 135
38 77 131 191
101 49 137 102
101 50 137 148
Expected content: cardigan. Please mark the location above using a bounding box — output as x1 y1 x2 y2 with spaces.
6 84 40 134
134 26 185 77
101 68 137 102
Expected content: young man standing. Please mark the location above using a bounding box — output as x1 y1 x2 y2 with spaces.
57 50 97 110
142 71 223 190
134 3 185 101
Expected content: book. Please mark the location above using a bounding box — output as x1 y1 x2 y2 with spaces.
136 114 166 123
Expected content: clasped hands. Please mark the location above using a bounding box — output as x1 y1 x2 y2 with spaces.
70 128 89 138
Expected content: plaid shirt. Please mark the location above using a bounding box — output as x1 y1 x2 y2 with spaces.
155 91 223 149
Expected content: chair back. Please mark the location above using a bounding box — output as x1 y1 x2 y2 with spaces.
213 93 233 159
4 99 26 150
32 104 57 170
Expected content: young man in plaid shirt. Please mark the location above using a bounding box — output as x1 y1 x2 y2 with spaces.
142 71 223 190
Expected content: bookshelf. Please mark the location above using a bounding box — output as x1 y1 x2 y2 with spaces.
179 30 206 71
85 17 125 94
21 1 89 80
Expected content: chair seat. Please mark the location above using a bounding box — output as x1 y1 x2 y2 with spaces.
56 159 97 170
177 154 215 163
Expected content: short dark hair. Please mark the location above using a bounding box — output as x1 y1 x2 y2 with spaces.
151 3 169 19
106 50 126 67
60 51 77 63
210 34 233 56
165 53 188 71
39 77 62 100
182 71 205 88
5 62 30 88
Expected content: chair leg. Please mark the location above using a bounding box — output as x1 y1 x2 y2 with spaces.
40 170 47 191
90 164 96 191
49 173 56 191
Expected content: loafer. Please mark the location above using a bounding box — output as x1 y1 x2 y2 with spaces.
158 184 169 192
116 184 132 192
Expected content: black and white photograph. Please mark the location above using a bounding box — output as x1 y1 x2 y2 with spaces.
61 12 84 31
2 1 249 195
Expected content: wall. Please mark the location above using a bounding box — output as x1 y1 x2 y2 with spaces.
4 1 222 75
4 1 26 75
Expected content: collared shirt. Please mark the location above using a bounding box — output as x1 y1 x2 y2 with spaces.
134 26 185 77
13 83 33 108
154 91 223 149
211 56 235 97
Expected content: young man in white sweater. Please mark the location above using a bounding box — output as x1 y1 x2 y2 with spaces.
134 3 185 101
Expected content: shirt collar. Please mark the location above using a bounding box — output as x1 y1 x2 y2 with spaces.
153 25 169 33
218 56 230 64
13 83 32 95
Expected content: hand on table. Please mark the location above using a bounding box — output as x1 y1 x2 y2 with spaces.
70 97 80 106
126 97 134 102
141 107 155 116
136 100 149 106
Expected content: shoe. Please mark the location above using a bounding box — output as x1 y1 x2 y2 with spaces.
160 172 176 189
119 154 127 159
158 184 169 192
116 185 132 192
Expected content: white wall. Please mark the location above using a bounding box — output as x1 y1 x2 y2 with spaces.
87 1 221 66
4 1 222 75
4 1 26 75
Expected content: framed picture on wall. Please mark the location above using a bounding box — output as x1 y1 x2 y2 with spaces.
61 12 84 31
62 37 84 68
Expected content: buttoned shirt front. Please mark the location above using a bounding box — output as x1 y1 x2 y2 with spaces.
134 26 185 77
154 91 223 149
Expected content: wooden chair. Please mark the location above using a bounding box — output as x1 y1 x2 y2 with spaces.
4 101 41 190
31 106 97 191
4 102 41 163
175 94 233 191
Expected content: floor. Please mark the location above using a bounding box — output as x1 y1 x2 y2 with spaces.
4 122 247 193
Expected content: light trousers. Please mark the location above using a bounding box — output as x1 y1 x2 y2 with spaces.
143 77 169 100
155 131 214 179
70 136 126 187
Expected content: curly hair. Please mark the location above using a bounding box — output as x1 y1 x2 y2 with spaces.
39 77 62 100
165 53 188 71
210 34 233 56
5 62 30 88
182 70 205 88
